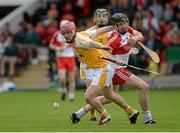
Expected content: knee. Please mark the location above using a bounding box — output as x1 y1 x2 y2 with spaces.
104 92 114 101
84 93 91 103
59 78 66 84
140 83 149 93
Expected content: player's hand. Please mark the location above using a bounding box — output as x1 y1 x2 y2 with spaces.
101 46 112 53
128 36 138 45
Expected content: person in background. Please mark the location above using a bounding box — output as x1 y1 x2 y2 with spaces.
0 35 19 77
49 20 77 101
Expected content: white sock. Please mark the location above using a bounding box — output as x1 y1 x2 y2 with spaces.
76 106 88 119
69 92 75 100
61 87 67 93
143 111 152 122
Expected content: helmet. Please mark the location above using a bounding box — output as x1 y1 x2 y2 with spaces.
111 13 129 24
95 8 109 15
60 20 69 26
60 21 76 32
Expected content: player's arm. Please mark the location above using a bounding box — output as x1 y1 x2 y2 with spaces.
49 39 67 51
86 26 113 38
49 33 59 51
76 33 111 52
89 40 112 52
86 25 97 31
132 29 144 41
129 29 144 45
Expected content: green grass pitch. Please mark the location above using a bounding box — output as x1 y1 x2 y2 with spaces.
0 89 180 132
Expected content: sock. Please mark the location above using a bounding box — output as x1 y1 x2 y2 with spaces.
126 106 133 116
100 110 108 119
76 106 89 119
69 92 74 100
61 87 67 93
89 109 96 119
143 111 152 122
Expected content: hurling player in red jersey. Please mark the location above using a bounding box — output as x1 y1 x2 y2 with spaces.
107 13 156 124
50 20 77 101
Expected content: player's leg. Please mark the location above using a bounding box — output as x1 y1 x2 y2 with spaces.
124 73 155 124
67 71 76 101
67 57 77 101
71 64 112 125
110 69 140 123
58 69 67 100
57 57 67 100
79 63 97 120
70 84 110 125
89 84 120 121
102 84 139 124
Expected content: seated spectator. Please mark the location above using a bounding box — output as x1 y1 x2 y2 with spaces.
0 34 7 60
0 35 19 77
24 22 41 64
14 22 25 46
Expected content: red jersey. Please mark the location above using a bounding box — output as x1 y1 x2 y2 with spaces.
50 31 75 57
107 27 134 55
107 27 135 66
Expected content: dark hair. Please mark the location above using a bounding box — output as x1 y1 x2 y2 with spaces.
111 13 129 24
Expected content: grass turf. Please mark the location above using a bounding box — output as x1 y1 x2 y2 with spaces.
0 89 180 132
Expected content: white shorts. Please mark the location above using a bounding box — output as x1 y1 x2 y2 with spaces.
80 62 114 87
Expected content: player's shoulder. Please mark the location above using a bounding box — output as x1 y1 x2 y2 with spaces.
75 32 91 42
127 26 134 34
109 31 119 40
52 31 61 38
78 31 89 37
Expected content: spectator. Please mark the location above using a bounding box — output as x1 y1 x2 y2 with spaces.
73 0 90 17
143 10 160 33
132 11 143 32
0 35 19 77
14 22 25 46
32 0 47 26
146 30 165 74
35 22 46 45
47 3 59 21
24 22 41 64
163 3 173 22
110 0 128 15
149 0 163 20
2 23 12 37
0 34 7 60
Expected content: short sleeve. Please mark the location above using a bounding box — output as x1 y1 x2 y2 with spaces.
127 26 134 35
